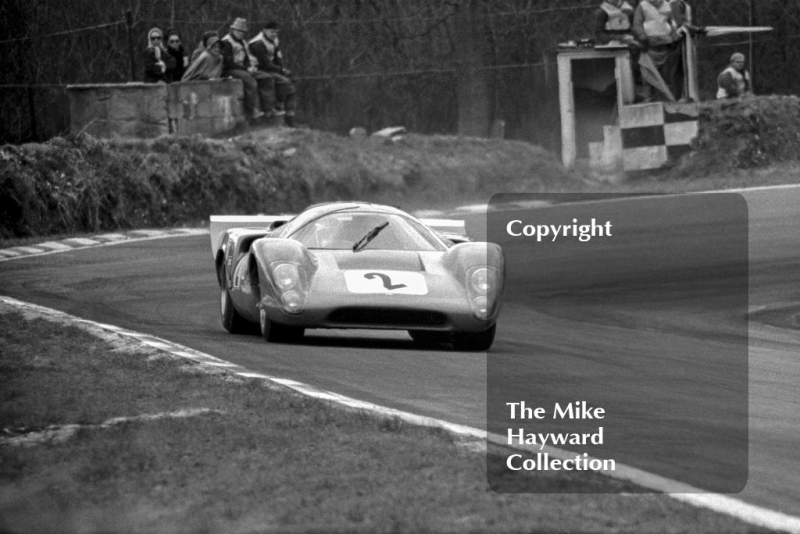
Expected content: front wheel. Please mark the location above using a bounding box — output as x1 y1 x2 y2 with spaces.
260 308 305 343
452 324 496 352
220 269 248 334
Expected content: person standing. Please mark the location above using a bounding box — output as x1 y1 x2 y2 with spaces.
220 17 279 120
632 0 684 101
594 1 645 101
142 27 175 83
249 20 297 126
165 29 189 83
594 0 635 45
717 53 753 99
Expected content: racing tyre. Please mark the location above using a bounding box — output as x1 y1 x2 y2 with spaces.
452 324 496 352
220 269 248 334
408 330 449 346
260 308 304 343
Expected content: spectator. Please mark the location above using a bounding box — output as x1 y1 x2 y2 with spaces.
220 17 279 121
182 33 224 82
594 1 644 101
165 29 189 82
594 0 635 45
670 0 706 102
249 20 297 126
632 0 684 101
142 27 175 83
717 53 752 99
191 30 218 64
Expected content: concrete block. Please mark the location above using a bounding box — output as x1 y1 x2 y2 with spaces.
663 101 700 121
622 145 668 171
114 119 169 138
619 102 664 128
175 117 214 136
664 121 698 146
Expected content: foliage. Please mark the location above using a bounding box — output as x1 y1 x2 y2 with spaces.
0 128 575 239
675 95 800 175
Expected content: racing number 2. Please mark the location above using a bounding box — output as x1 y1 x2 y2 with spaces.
364 272 407 291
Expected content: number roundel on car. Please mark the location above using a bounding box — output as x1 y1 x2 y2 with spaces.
344 270 428 295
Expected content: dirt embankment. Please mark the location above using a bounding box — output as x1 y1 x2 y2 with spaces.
0 129 575 239
3 95 800 239
677 95 800 176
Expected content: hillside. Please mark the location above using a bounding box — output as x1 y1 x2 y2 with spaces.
2 94 800 240
0 129 577 239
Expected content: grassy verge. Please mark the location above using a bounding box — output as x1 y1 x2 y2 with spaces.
0 310 774 533
4 95 800 242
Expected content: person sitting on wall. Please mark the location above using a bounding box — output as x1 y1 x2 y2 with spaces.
190 30 218 64
249 20 297 127
220 17 280 121
182 33 224 82
165 29 189 83
717 52 753 99
632 0 684 102
142 27 175 83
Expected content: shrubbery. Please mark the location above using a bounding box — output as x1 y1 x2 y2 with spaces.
677 95 800 175
0 128 574 239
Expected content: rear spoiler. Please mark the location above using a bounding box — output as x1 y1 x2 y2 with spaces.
209 215 292 256
209 215 467 256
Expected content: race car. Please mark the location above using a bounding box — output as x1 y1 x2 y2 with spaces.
210 202 504 351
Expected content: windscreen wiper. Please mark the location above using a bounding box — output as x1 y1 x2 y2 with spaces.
352 222 389 252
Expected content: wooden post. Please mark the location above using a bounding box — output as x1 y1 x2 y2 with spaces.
557 53 575 168
126 10 136 82
27 86 38 141
749 0 755 90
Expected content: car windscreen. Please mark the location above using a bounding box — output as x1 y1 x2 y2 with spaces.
289 212 446 251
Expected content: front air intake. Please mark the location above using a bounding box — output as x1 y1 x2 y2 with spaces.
328 308 446 327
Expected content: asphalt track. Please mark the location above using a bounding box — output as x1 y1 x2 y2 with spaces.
1 187 798 521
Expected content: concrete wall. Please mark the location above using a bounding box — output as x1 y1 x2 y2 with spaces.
67 80 245 139
167 79 244 135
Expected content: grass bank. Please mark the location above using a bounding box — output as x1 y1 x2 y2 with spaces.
3 95 800 241
0 129 576 240
0 310 773 534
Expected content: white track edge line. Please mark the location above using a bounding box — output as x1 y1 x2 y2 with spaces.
0 231 211 263
0 295 798 532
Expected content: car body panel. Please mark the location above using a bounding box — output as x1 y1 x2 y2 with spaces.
212 202 504 341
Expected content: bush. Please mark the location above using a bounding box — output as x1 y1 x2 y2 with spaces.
676 95 800 176
0 129 576 239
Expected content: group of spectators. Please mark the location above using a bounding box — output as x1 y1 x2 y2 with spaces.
142 18 296 126
594 0 752 102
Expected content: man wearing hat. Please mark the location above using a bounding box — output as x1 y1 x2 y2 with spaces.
220 17 279 120
249 20 297 126
717 53 752 99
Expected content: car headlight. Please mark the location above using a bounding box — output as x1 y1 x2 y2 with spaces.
273 263 299 291
269 261 308 314
470 268 490 296
465 266 500 320
281 290 304 312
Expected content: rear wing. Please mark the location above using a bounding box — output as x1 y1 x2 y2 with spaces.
209 215 292 257
209 214 467 256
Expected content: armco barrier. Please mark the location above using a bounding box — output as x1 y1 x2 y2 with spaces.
67 79 245 139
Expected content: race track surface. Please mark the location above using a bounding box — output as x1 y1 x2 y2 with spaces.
1 187 798 518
